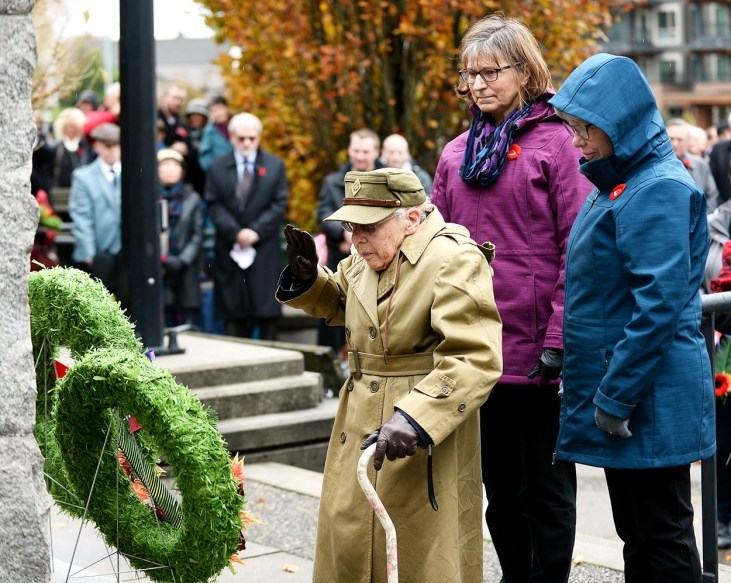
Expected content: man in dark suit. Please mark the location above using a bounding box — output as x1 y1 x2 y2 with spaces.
205 112 288 340
316 128 381 358
710 120 731 204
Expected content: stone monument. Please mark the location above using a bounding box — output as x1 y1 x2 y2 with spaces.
0 1 52 581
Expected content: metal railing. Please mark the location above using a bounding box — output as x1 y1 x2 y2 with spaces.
701 291 731 582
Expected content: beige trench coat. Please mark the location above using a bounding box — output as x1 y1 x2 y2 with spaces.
278 209 502 583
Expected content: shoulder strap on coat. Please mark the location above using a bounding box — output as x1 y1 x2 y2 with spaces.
435 225 496 264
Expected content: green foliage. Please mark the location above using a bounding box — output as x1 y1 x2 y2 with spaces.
197 0 616 230
29 268 243 582
716 336 731 375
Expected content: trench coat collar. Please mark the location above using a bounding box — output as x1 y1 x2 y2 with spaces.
344 208 447 328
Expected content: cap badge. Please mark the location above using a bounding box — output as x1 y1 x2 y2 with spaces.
351 179 361 196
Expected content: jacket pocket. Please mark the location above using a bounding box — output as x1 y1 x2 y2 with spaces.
414 372 454 398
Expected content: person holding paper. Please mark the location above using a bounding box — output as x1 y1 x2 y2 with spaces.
205 112 288 340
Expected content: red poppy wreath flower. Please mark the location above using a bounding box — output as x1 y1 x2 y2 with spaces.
714 372 731 399
716 337 731 402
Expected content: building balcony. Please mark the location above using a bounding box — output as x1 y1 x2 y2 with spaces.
688 23 731 51
601 39 664 55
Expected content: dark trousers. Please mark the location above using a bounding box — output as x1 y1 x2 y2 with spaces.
717 400 731 522
225 317 278 341
481 383 577 583
317 320 346 360
604 465 701 583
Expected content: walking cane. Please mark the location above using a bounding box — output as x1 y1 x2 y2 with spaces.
358 444 398 583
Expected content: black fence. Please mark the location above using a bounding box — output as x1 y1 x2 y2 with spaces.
701 291 731 582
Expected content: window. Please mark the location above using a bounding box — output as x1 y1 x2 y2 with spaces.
719 55 731 83
607 12 629 42
716 5 731 37
658 11 676 40
659 60 677 84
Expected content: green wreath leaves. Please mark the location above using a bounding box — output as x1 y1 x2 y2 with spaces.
29 268 244 582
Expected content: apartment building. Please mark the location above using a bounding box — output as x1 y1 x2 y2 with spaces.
601 0 731 128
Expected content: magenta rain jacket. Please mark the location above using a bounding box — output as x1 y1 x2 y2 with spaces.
432 96 591 384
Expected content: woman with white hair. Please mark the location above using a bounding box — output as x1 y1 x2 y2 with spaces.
52 107 89 189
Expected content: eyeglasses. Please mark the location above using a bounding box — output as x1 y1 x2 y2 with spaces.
234 135 258 142
561 121 594 141
341 211 405 234
458 65 514 85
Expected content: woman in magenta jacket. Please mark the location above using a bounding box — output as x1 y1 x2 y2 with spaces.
431 14 590 583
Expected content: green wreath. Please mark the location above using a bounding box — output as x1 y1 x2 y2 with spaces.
29 268 244 582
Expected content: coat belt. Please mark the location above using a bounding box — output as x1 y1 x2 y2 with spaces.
347 350 434 377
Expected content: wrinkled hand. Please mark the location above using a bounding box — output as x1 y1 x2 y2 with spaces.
361 411 422 471
283 224 318 281
595 407 632 438
165 256 184 275
527 348 563 382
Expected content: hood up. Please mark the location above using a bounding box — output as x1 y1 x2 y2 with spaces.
549 53 673 187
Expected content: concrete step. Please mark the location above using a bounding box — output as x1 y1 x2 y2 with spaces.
159 333 305 389
217 396 339 470
155 333 338 472
192 371 323 420
191 331 347 394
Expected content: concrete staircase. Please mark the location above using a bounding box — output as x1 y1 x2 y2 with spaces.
156 331 339 472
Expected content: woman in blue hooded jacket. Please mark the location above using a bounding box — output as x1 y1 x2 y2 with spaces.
549 54 714 582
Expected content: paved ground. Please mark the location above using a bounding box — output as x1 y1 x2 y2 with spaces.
50 459 731 582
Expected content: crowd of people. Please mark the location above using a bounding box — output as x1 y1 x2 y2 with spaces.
31 83 435 340
29 11 731 582
279 13 727 583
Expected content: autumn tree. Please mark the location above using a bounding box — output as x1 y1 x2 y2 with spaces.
198 0 616 230
32 0 107 112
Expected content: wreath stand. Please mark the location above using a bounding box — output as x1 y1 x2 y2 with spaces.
42 350 180 582
30 268 247 583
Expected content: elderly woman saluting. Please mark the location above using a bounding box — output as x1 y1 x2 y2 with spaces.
277 168 502 583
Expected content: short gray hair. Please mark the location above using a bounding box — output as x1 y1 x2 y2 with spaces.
228 112 263 135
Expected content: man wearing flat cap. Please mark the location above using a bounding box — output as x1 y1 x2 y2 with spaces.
277 167 503 582
69 122 122 295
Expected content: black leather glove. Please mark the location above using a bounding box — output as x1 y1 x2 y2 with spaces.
165 256 184 275
283 224 318 282
527 348 563 382
595 407 632 438
361 411 423 471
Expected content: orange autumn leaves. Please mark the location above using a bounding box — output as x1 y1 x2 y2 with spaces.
197 0 623 230
119 450 260 570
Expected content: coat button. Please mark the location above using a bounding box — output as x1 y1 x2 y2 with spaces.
340 432 347 443
348 378 354 391
458 403 466 412
368 326 377 339
441 386 449 395
370 381 379 393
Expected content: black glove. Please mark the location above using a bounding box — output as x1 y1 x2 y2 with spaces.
283 224 318 282
165 256 184 275
527 348 563 382
361 411 423 471
594 407 632 438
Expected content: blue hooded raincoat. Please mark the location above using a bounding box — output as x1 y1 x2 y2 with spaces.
548 54 715 469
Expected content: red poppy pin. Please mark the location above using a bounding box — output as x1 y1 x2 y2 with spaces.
683 158 692 170
610 184 626 200
258 167 266 177
507 144 521 160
